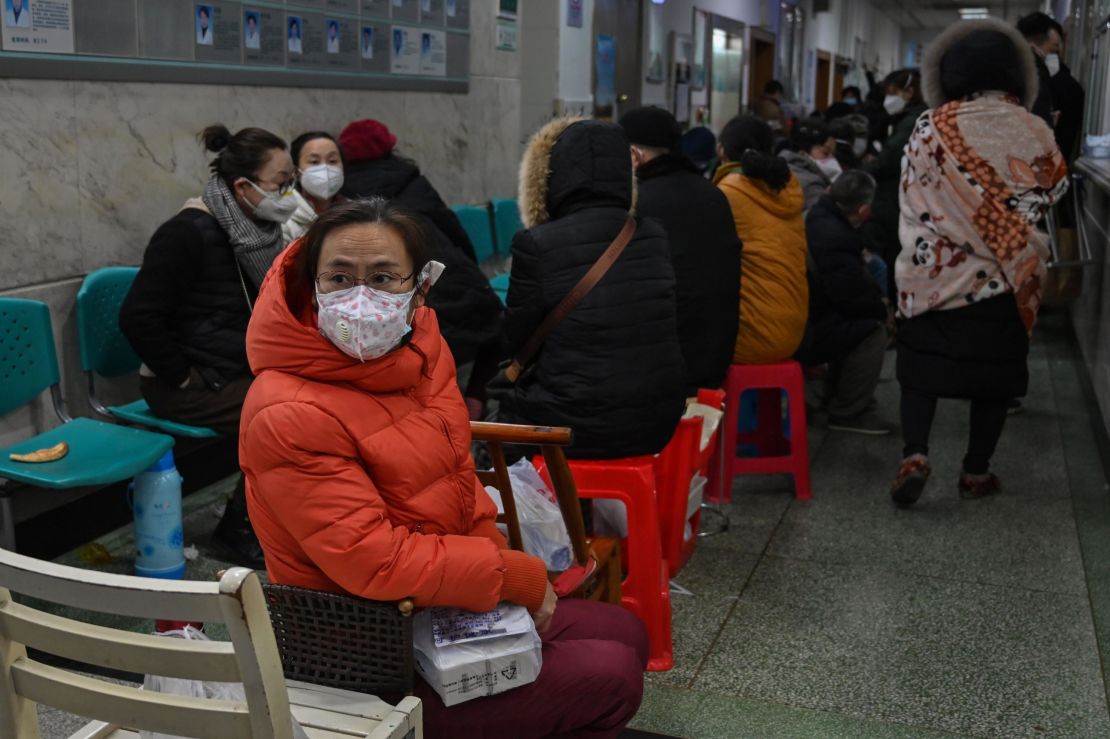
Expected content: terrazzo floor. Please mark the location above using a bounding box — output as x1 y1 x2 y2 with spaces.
35 312 1110 738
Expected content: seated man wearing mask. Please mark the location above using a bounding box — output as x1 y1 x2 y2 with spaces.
619 106 741 395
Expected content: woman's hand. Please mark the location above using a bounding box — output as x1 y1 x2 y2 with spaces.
532 580 557 633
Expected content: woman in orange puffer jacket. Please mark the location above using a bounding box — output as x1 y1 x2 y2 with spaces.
239 197 647 738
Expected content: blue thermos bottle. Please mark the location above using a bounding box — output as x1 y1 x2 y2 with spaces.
131 450 186 579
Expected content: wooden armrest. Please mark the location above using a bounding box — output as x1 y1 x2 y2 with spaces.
469 421 573 446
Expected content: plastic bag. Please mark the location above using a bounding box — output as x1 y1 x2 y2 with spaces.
485 459 572 570
141 626 310 739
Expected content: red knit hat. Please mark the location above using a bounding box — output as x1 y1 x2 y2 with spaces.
339 119 398 162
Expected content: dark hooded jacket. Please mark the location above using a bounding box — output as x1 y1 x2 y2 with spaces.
800 195 886 365
498 118 686 459
342 155 502 366
635 152 740 395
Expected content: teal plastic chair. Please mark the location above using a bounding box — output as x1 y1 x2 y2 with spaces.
451 204 496 263
489 272 510 305
0 298 174 546
491 198 524 255
76 267 219 439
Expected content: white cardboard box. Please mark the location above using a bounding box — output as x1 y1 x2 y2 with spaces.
413 604 543 707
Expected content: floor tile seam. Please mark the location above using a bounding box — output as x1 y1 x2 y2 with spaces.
683 491 796 689
755 551 1089 599
649 683 975 738
1045 320 1110 719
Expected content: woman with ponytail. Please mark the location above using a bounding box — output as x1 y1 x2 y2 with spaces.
120 124 294 569
714 115 809 363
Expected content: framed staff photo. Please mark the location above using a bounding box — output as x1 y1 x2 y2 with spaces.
244 11 260 50
196 4 214 46
287 15 302 54
327 19 340 54
361 26 374 59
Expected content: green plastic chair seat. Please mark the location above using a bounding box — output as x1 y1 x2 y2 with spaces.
451 204 496 263
0 417 174 489
489 273 510 305
491 198 524 254
109 400 220 439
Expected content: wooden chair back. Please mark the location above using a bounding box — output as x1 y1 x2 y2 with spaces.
0 549 294 739
469 422 621 605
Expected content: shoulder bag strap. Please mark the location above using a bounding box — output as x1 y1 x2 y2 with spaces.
505 216 637 382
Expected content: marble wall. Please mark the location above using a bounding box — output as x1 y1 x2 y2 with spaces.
0 0 523 443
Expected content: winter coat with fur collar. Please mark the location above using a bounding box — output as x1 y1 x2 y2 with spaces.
498 118 686 459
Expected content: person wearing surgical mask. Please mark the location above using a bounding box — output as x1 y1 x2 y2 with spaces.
238 197 650 738
862 69 926 296
283 131 347 243
780 119 841 212
1017 11 1062 127
120 124 294 571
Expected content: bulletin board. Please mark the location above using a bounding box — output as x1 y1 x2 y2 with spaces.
0 0 471 92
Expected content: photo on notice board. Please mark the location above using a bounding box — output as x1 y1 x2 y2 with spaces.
361 26 374 59
196 4 214 46
4 0 28 28
288 15 302 54
327 19 339 54
244 11 260 49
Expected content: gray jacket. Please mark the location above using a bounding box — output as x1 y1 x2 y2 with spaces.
779 150 830 212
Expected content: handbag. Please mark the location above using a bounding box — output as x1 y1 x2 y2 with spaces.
487 217 637 397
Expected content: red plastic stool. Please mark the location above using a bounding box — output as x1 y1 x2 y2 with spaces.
534 455 673 672
707 361 812 503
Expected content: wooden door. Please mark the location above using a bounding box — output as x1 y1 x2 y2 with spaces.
749 38 776 104
815 51 831 112
593 0 642 120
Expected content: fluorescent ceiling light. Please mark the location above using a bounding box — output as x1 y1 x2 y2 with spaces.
959 7 990 18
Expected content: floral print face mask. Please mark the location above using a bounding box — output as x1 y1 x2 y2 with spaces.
316 261 444 361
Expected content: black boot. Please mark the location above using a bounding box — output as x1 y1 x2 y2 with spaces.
211 475 266 570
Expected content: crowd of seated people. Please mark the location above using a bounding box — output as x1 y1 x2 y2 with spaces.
110 13 1073 729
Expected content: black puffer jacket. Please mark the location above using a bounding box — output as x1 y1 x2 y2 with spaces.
800 196 886 365
498 118 686 459
342 156 503 366
636 153 740 394
120 208 254 389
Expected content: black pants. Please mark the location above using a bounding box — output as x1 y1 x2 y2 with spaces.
900 387 1009 475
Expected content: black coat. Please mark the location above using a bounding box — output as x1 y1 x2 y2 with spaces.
342 156 503 365
1031 52 1056 127
120 208 254 389
896 294 1029 400
1050 63 1085 161
499 119 686 459
800 196 886 365
636 153 741 394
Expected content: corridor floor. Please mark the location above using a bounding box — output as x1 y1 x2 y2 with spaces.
37 313 1110 738
629 312 1110 738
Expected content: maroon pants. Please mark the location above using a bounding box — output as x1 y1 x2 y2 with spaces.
416 600 649 739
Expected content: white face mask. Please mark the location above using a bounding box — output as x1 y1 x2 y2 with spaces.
300 164 345 200
813 156 843 182
853 137 868 157
883 94 907 116
1045 53 1061 77
316 261 445 362
246 181 298 224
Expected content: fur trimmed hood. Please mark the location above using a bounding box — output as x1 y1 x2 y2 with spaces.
922 18 1039 111
518 117 636 229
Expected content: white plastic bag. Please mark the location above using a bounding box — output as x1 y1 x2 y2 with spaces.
141 626 310 739
485 458 572 570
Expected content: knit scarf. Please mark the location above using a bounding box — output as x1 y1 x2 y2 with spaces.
202 174 286 290
895 93 1068 333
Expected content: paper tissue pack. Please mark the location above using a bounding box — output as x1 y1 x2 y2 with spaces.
413 602 543 706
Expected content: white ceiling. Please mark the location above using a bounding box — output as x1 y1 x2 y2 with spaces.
870 0 1042 31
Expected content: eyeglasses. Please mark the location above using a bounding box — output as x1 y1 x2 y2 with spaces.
316 270 415 294
252 177 296 195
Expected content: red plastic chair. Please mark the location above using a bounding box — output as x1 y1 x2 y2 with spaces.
707 361 812 503
534 454 673 672
654 389 726 577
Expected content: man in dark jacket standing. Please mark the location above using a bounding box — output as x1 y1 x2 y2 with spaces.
1017 12 1061 127
619 106 741 395
802 171 891 434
